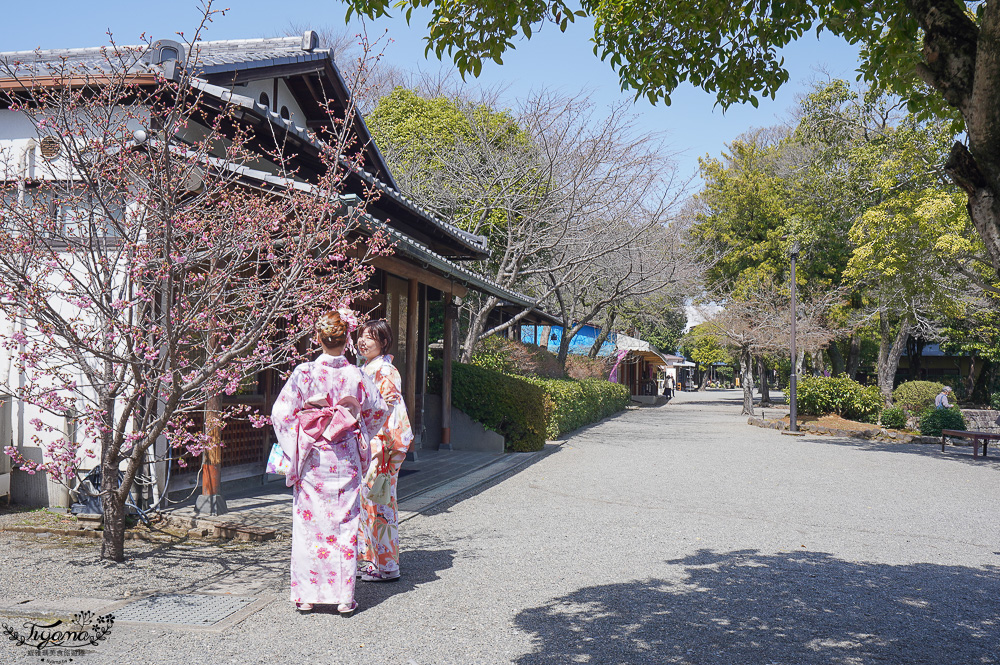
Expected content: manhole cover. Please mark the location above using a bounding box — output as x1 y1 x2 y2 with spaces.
114 594 255 625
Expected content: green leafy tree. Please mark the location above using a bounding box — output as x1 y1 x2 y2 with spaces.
343 0 1000 285
681 329 733 391
690 131 790 297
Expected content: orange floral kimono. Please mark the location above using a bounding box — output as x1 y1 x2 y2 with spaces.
359 354 413 577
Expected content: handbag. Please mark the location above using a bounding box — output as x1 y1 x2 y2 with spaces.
366 445 392 506
266 442 291 475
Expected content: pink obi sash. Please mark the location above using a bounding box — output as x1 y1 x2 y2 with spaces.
284 405 367 487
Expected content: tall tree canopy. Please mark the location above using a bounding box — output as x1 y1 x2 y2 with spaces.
343 0 1000 277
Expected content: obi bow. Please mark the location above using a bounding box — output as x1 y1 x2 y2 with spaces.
296 405 357 443
285 404 368 487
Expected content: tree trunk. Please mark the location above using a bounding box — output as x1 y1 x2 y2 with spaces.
460 296 496 363
99 422 125 562
697 365 709 391
740 346 755 416
966 354 977 399
589 310 616 359
828 339 846 376
539 325 551 349
971 358 995 404
758 356 772 406
845 333 861 379
905 1 1000 268
877 310 911 405
557 329 571 369
906 336 927 381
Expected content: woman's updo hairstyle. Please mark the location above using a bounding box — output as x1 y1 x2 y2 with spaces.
315 311 348 349
360 319 393 355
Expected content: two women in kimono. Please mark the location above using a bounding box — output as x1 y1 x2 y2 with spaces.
270 310 390 615
356 319 413 582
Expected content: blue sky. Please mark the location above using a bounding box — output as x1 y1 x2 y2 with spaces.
0 1 861 182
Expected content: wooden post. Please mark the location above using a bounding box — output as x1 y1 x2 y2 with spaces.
405 278 418 417
196 325 226 515
441 300 456 448
196 392 227 515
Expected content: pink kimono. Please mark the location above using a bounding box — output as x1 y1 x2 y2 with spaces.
271 354 389 607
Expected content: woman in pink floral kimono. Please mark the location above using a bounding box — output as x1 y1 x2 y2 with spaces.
271 310 389 615
357 319 414 582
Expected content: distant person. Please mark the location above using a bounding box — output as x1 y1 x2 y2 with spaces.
934 386 953 409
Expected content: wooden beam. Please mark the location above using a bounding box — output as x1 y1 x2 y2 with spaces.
441 302 457 448
369 255 468 298
405 278 419 418
0 74 160 90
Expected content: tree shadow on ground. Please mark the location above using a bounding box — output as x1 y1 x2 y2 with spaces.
796 434 1000 470
514 549 1000 665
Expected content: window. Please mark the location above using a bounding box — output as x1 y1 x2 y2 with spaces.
259 92 270 110
24 186 123 239
280 106 290 120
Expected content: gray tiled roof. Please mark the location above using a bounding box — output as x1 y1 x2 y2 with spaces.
187 78 490 256
212 159 535 308
0 37 320 78
0 36 490 258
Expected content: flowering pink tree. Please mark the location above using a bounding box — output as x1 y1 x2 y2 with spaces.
0 15 389 560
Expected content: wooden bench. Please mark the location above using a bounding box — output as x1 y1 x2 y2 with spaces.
940 429 1000 458
941 409 1000 459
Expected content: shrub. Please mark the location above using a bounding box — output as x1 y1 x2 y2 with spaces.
525 377 631 438
565 354 612 381
919 407 967 437
471 336 564 379
428 360 630 449
892 380 946 414
880 407 908 430
992 391 1000 410
796 375 883 423
428 360 548 452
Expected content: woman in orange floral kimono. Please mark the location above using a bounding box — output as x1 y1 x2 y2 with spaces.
356 319 414 582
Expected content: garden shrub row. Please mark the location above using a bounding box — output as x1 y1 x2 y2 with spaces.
796 375 883 423
428 360 630 451
428 360 548 452
525 376 631 439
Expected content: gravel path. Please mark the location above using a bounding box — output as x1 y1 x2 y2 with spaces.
2 389 998 664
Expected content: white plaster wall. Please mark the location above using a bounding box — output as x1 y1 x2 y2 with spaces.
240 78 307 127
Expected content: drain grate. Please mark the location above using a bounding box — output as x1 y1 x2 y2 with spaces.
113 594 255 625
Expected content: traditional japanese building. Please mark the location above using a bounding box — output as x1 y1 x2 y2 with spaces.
0 33 552 509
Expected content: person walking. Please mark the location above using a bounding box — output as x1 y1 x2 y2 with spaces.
271 310 390 615
356 319 414 582
663 374 674 400
934 386 954 409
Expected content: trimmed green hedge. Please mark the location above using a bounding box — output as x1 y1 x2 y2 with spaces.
919 407 967 437
428 360 548 452
428 361 630 450
797 375 883 423
525 377 631 439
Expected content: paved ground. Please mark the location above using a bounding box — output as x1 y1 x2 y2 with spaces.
162 447 541 534
2 389 998 664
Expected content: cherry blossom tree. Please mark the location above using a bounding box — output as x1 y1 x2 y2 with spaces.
0 10 388 561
